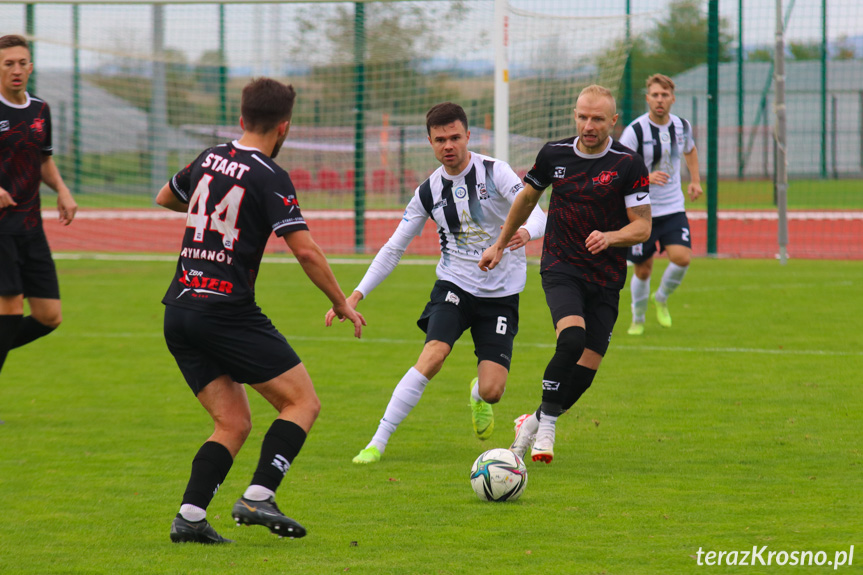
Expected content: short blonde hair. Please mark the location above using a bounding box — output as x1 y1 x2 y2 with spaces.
577 84 617 114
646 73 675 92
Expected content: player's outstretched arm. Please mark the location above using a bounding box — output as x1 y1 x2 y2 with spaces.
155 183 189 213
41 157 77 225
284 229 365 338
480 183 544 271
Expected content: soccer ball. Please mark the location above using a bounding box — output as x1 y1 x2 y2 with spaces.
470 448 527 502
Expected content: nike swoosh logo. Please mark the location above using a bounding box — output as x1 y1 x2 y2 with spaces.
636 193 648 201
240 501 258 512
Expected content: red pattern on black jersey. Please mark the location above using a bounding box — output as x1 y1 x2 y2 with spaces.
0 94 52 235
526 137 649 289
162 141 309 314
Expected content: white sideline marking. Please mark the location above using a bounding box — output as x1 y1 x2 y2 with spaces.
59 332 862 356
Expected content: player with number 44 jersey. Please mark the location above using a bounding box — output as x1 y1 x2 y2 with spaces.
156 78 363 545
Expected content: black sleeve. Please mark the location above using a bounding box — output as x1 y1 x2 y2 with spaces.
524 143 554 191
168 149 210 203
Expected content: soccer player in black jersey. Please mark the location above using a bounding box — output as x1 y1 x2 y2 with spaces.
479 85 652 464
156 78 365 544
0 35 77 379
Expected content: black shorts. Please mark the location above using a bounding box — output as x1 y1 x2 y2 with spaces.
627 211 692 264
417 280 519 369
0 231 60 299
163 304 301 395
541 271 620 357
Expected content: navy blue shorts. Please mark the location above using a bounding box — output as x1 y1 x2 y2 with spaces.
627 211 692 264
163 305 301 395
0 231 60 299
540 271 619 357
417 280 519 369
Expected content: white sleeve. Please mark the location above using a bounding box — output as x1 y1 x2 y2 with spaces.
494 160 547 241
355 194 428 298
522 203 547 240
683 118 696 154
619 125 638 152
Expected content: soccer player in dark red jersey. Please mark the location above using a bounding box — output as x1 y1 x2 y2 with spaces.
156 77 365 544
0 35 77 378
479 85 652 464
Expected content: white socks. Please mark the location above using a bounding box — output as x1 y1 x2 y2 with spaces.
369 367 429 453
630 275 650 322
537 412 558 438
243 485 275 502
656 262 689 303
179 504 206 522
470 379 483 403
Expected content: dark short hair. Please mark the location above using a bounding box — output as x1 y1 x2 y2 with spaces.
241 78 297 134
646 73 675 92
426 102 468 135
0 35 30 55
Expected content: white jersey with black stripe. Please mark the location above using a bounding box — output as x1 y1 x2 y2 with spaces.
355 152 546 298
619 113 695 217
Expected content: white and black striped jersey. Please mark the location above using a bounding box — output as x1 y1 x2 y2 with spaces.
162 140 309 313
355 152 546 298
619 113 695 217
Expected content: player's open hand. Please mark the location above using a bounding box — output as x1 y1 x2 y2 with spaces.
585 230 610 254
504 227 530 251
325 292 365 338
649 171 670 186
478 244 503 272
0 187 17 209
328 302 365 338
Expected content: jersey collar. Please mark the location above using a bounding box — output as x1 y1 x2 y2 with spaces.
231 139 268 155
0 91 31 109
573 137 612 159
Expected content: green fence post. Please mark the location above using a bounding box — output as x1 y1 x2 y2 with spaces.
707 0 719 256
26 4 35 95
353 2 366 253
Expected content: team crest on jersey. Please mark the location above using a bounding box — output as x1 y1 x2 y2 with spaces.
454 185 468 199
0 120 8 132
476 181 488 200
553 166 566 179
592 171 619 186
30 118 45 134
660 132 670 143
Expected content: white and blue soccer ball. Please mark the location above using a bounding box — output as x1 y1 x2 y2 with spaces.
470 448 528 502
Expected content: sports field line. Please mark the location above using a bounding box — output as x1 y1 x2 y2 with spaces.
57 332 863 357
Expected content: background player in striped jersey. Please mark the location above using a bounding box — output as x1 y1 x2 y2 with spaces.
619 74 702 335
0 34 77 379
156 78 364 543
480 85 651 464
326 102 546 464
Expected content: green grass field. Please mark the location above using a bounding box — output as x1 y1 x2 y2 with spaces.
1 257 861 574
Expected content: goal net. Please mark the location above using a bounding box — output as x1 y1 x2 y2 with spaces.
0 0 637 256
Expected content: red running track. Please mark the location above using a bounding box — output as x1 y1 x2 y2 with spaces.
41 209 863 260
